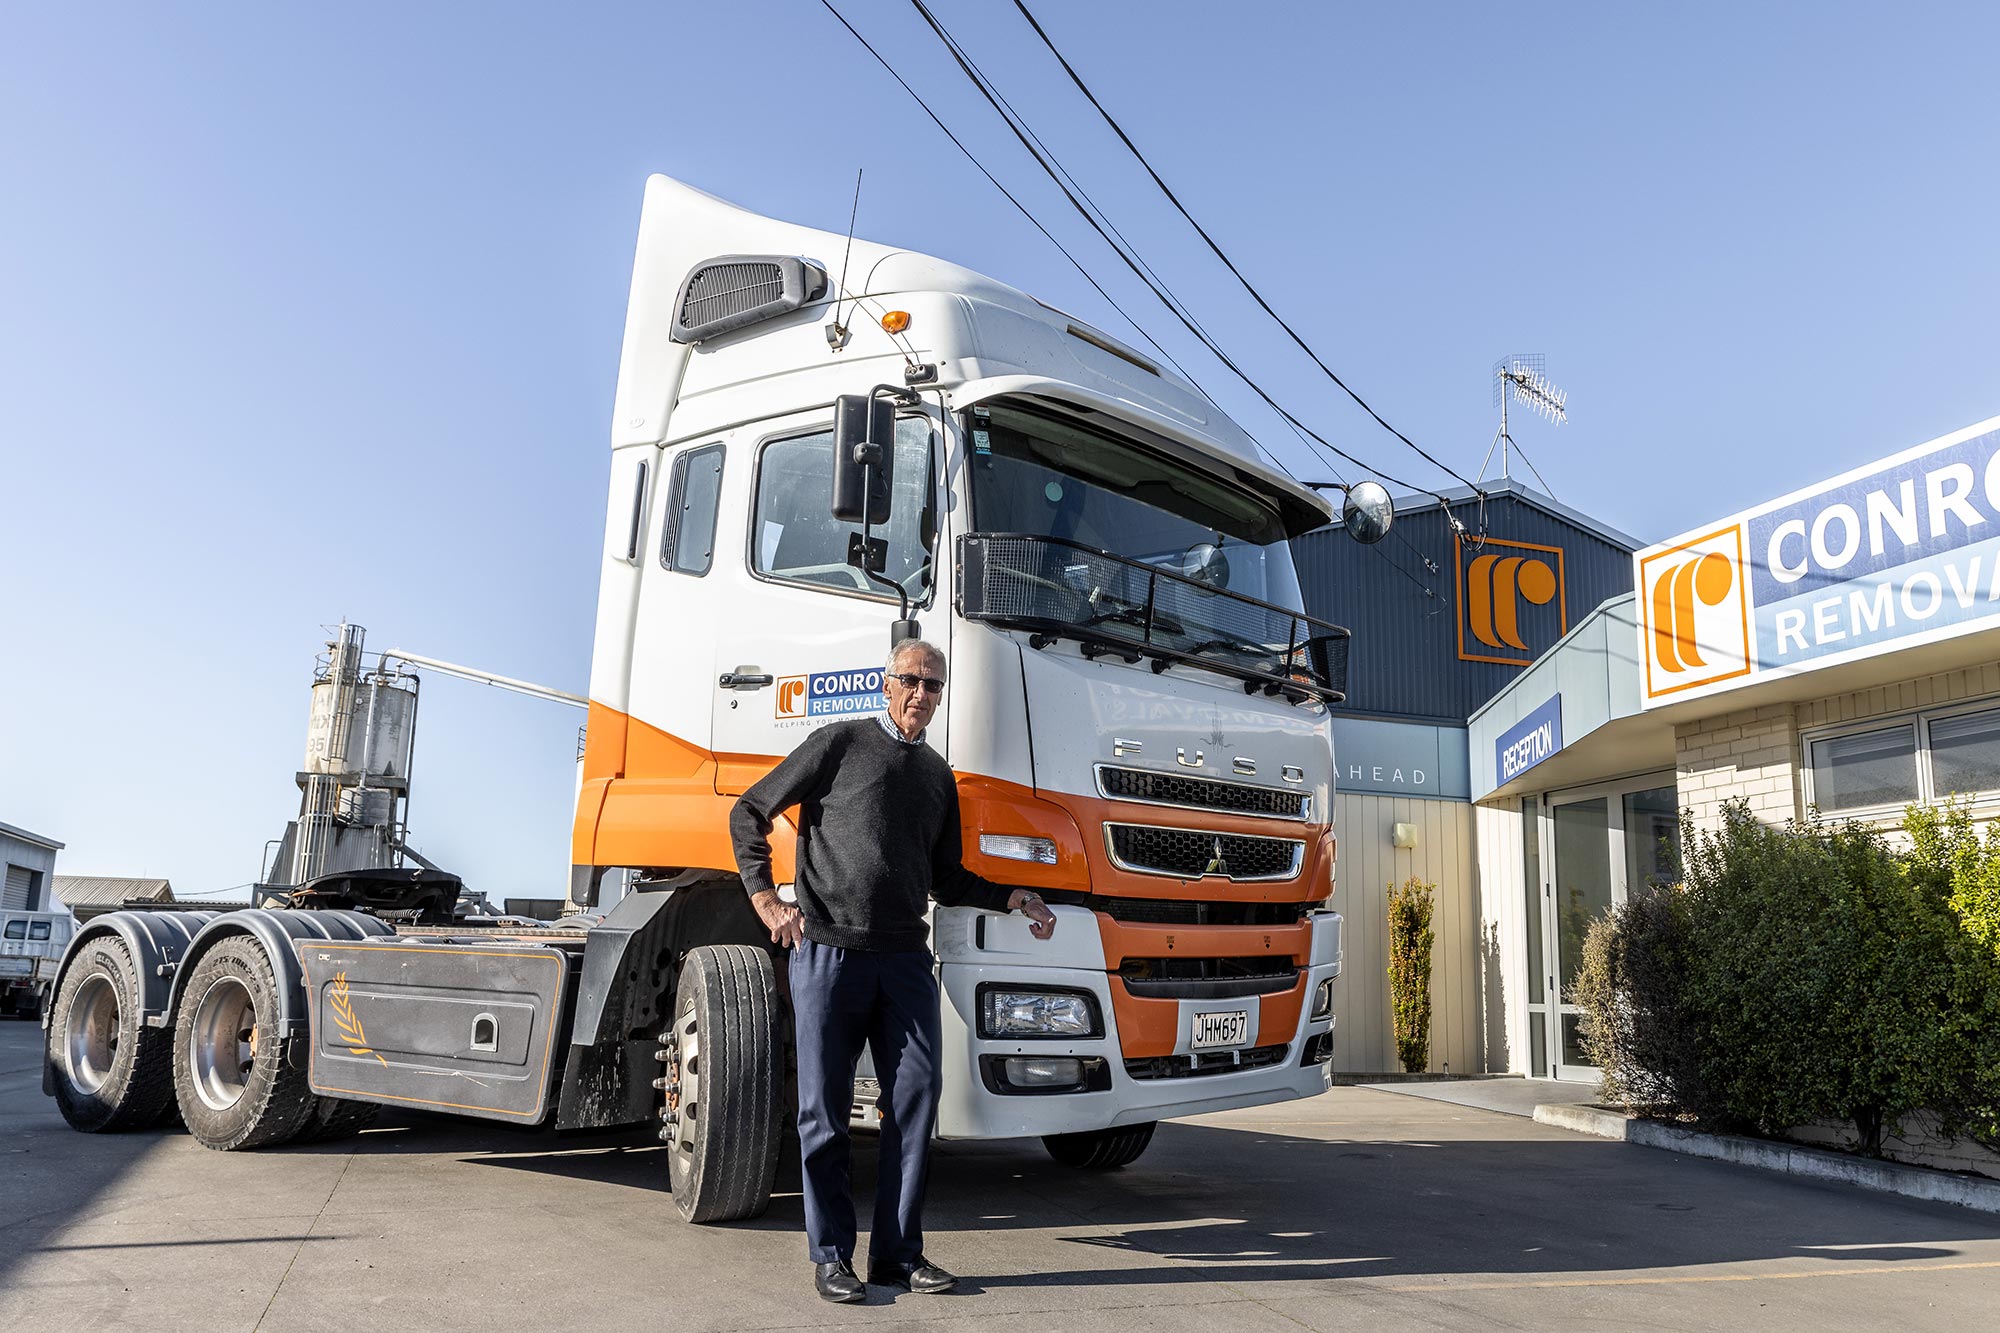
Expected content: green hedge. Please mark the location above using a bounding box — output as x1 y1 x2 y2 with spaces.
1577 799 2000 1155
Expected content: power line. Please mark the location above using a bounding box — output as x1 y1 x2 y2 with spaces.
1009 0 1488 499
895 0 1458 505
812 2 1456 592
814 1 1216 400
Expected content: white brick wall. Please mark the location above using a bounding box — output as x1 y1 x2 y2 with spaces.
1674 664 2000 830
1675 703 1802 831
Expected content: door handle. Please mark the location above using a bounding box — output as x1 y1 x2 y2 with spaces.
719 672 774 690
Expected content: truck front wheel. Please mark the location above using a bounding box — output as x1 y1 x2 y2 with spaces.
660 944 782 1223
48 937 177 1132
1043 1121 1156 1169
172 937 317 1150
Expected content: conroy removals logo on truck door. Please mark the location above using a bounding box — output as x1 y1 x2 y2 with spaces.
775 667 887 721
1635 413 2000 708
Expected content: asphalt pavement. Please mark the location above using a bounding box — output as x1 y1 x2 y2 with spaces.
3 1019 1997 1331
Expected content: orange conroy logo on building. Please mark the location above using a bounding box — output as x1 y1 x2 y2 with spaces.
1457 535 1568 666
1636 523 1752 700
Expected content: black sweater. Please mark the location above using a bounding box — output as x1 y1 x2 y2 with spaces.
730 717 1014 951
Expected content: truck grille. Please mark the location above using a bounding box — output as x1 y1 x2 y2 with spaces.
1085 896 1311 926
1119 956 1300 1000
1096 765 1310 821
1104 823 1304 882
1125 1044 1290 1080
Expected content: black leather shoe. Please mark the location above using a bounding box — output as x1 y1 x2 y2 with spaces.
867 1255 958 1294
815 1259 866 1303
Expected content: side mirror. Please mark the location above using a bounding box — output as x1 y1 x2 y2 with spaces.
1180 541 1230 588
832 394 895 525
1341 481 1394 545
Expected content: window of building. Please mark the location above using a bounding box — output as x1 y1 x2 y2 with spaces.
1803 698 2000 816
1929 708 2000 798
751 418 934 599
660 444 724 576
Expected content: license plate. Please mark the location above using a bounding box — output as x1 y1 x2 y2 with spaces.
1191 1010 1248 1050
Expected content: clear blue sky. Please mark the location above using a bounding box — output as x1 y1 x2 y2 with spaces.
4 3 1997 899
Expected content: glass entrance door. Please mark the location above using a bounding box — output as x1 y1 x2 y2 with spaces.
1524 776 1679 1081
1549 797 1611 1076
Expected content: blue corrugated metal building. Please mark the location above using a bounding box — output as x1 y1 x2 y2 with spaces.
1295 477 1640 726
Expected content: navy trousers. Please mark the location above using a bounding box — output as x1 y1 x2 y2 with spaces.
789 937 942 1266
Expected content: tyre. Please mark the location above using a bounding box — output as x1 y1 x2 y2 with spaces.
1043 1121 1157 1169
295 1094 380 1144
47 937 177 1132
172 936 317 1150
661 944 782 1223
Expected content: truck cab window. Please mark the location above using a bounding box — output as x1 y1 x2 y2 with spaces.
3 920 23 940
661 444 725 576
752 418 934 598
967 402 1305 611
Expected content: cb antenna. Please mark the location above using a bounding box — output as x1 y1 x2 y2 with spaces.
1478 353 1564 496
827 168 863 351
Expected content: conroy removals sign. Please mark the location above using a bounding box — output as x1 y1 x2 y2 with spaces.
1635 414 2000 708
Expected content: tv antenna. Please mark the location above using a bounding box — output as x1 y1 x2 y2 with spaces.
1478 353 1565 496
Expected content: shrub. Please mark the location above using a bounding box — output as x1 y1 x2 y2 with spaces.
1576 798 2000 1156
1575 883 1710 1116
1684 804 1982 1151
1901 802 2000 1150
1387 878 1435 1074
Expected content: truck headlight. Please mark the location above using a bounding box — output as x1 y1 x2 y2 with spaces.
979 834 1058 865
979 988 1100 1038
1310 978 1335 1020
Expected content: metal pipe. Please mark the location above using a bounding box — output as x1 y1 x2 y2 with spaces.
379 649 588 708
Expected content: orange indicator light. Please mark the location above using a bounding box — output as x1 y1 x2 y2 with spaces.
880 310 911 334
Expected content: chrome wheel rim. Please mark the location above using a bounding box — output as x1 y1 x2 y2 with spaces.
66 972 121 1094
669 1007 701 1162
189 975 258 1112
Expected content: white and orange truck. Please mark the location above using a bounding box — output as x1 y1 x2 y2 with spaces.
41 176 1390 1220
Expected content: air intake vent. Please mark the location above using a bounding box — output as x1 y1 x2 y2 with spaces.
1096 766 1310 821
672 255 828 344
1103 823 1305 882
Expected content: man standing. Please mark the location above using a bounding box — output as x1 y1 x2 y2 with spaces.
731 639 1057 1304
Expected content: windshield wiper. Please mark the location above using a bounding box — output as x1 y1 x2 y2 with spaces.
1080 593 1183 637
1182 635 1283 667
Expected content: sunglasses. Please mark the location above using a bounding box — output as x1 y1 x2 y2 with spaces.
888 672 946 695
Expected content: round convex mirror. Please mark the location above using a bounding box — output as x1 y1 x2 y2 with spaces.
1180 542 1230 588
1341 481 1395 544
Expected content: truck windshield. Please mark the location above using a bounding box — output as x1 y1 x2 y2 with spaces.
965 402 1307 611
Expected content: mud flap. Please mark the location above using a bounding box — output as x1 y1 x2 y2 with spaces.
298 938 571 1124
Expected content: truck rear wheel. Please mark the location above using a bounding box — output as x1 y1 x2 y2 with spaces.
48 937 177 1132
1043 1121 1156 1169
661 944 782 1223
172 936 317 1150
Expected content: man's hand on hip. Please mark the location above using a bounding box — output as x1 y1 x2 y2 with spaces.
750 888 805 948
1007 889 1057 940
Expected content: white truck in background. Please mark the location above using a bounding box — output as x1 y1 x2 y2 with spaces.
2 911 76 1021
40 176 1392 1221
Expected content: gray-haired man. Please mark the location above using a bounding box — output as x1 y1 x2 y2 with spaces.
730 639 1057 1303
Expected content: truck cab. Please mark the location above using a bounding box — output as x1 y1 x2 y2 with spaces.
572 177 1355 1145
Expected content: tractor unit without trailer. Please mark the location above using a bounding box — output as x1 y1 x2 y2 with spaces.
41 176 1392 1221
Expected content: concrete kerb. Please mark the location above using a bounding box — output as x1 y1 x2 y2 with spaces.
1534 1102 2000 1215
